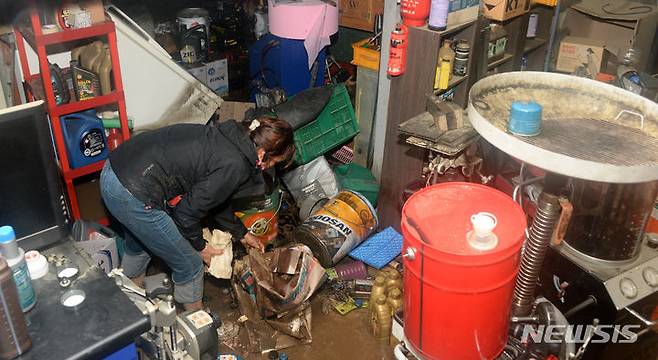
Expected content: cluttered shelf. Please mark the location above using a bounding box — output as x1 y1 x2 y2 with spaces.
419 19 477 36
524 38 547 53
22 21 115 48
487 53 514 69
51 91 122 116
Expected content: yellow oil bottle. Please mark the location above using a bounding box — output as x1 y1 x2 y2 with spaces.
371 295 392 342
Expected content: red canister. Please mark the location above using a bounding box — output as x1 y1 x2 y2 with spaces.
401 0 431 27
401 183 526 360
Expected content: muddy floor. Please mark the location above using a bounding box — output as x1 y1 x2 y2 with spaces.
204 277 396 360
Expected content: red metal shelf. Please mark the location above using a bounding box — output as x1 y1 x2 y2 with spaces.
51 91 122 116
35 22 115 46
63 159 106 181
15 6 130 222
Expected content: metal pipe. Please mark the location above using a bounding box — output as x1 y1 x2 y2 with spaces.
512 192 562 317
564 296 597 318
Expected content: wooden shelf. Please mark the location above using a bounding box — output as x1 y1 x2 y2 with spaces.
487 53 514 69
435 74 469 94
416 19 477 37
524 38 547 54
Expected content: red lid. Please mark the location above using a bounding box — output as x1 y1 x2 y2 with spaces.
402 183 527 256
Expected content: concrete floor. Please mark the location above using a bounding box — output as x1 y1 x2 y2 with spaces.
204 278 396 360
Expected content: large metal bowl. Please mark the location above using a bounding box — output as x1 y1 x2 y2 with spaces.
468 72 658 183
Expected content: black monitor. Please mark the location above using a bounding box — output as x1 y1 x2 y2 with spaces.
0 101 70 250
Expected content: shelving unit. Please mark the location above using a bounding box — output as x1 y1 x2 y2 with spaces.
485 4 556 73
15 7 131 222
487 53 514 69
377 19 483 228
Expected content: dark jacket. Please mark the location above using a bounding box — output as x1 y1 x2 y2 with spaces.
108 120 262 250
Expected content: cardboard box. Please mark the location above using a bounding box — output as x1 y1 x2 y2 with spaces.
218 101 255 122
205 59 229 96
556 36 607 75
482 0 530 21
562 2 658 73
186 64 207 84
447 0 481 27
339 0 384 32
79 0 105 24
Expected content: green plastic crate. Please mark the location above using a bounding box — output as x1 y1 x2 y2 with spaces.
334 163 380 207
293 84 359 164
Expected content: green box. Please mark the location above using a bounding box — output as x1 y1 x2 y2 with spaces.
334 163 380 207
293 84 359 164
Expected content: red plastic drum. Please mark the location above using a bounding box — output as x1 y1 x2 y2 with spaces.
401 183 526 360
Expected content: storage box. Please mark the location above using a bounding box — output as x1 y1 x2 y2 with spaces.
80 0 105 24
293 84 359 164
218 101 255 122
482 0 530 21
556 36 608 75
448 0 481 27
339 0 384 31
562 3 658 73
532 0 556 6
186 64 207 84
351 39 380 71
205 59 229 96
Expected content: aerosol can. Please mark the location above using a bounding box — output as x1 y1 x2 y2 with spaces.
387 24 408 77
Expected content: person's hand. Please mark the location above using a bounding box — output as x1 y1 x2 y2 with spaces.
241 232 265 252
200 245 225 265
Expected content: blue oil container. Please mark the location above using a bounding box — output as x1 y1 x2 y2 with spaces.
60 110 109 169
249 34 326 100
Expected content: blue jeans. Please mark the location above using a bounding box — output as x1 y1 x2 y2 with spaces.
100 162 203 303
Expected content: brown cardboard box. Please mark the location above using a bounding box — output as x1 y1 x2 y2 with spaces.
339 0 384 32
563 1 658 73
79 0 105 24
218 101 256 122
556 36 608 75
482 0 531 21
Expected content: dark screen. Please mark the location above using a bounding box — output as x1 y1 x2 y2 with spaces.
0 102 67 246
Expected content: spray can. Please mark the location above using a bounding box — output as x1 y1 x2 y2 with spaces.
0 227 36 313
401 0 430 27
428 0 450 31
387 24 408 77
0 256 31 358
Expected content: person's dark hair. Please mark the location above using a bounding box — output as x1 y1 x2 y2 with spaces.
245 116 295 163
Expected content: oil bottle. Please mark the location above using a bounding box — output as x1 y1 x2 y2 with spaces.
387 288 403 315
371 295 392 341
434 40 455 90
368 275 387 317
385 271 402 292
